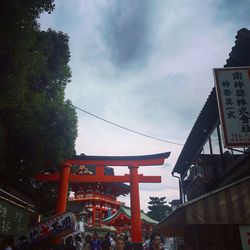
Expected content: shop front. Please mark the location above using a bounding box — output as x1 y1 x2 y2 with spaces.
155 177 250 249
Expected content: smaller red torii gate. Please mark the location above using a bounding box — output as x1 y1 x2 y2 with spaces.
35 152 170 244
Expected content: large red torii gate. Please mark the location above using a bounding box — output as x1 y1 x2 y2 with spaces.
35 152 170 245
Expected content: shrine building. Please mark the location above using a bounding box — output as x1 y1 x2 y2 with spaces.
68 164 129 232
35 152 170 243
102 205 158 235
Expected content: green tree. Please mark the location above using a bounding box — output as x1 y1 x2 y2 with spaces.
147 196 171 222
0 27 77 179
0 0 78 213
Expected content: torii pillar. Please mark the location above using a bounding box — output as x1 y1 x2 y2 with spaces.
129 164 141 243
56 163 71 214
35 152 170 246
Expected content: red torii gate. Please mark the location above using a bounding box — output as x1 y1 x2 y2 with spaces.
35 152 170 244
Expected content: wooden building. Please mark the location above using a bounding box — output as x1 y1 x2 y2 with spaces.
68 165 129 234
102 205 158 236
155 28 250 249
0 177 38 248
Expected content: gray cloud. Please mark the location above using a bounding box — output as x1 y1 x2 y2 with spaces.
39 0 250 210
215 0 250 26
129 72 202 130
99 0 154 68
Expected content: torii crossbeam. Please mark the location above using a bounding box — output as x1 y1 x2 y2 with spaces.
35 152 170 245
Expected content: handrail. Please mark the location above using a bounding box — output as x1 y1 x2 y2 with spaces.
0 188 34 208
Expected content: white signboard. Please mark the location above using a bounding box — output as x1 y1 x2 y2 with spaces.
239 225 250 250
14 212 76 249
213 67 250 147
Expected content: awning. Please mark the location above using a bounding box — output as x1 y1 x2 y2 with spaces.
155 177 250 237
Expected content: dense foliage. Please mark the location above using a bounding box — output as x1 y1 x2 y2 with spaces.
0 0 78 212
147 196 171 222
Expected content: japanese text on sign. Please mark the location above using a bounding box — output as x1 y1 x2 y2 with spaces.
214 67 250 147
14 212 75 249
239 225 250 250
0 200 29 235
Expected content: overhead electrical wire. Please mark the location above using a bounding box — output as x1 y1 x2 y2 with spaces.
29 84 183 146
73 105 184 146
29 84 183 145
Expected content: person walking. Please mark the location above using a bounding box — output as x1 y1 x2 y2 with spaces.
143 234 150 250
101 233 111 250
75 235 83 250
123 235 132 250
148 233 164 250
64 236 77 250
115 237 126 250
90 232 101 250
84 235 91 250
110 235 116 250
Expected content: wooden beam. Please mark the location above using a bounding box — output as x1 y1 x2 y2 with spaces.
34 173 161 183
66 158 166 167
66 152 170 166
35 173 60 181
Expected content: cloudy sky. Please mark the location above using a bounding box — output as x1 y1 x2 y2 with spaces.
40 0 250 212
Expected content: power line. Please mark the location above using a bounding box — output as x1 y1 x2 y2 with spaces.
73 105 184 146
27 83 183 145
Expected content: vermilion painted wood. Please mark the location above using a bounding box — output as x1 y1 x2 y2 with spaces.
35 173 161 183
129 165 142 243
55 163 71 214
66 158 165 166
34 152 170 244
35 173 60 181
66 152 170 166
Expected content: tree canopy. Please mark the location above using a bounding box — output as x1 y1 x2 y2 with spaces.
147 196 171 222
0 0 78 212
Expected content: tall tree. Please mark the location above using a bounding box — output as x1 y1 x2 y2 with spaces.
0 0 78 213
147 196 171 222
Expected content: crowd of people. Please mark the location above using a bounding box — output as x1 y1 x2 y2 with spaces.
63 232 129 250
0 231 167 250
63 232 165 250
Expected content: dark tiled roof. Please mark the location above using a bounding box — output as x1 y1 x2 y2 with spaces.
173 28 250 175
225 28 250 67
72 152 170 161
173 89 219 175
102 205 158 224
